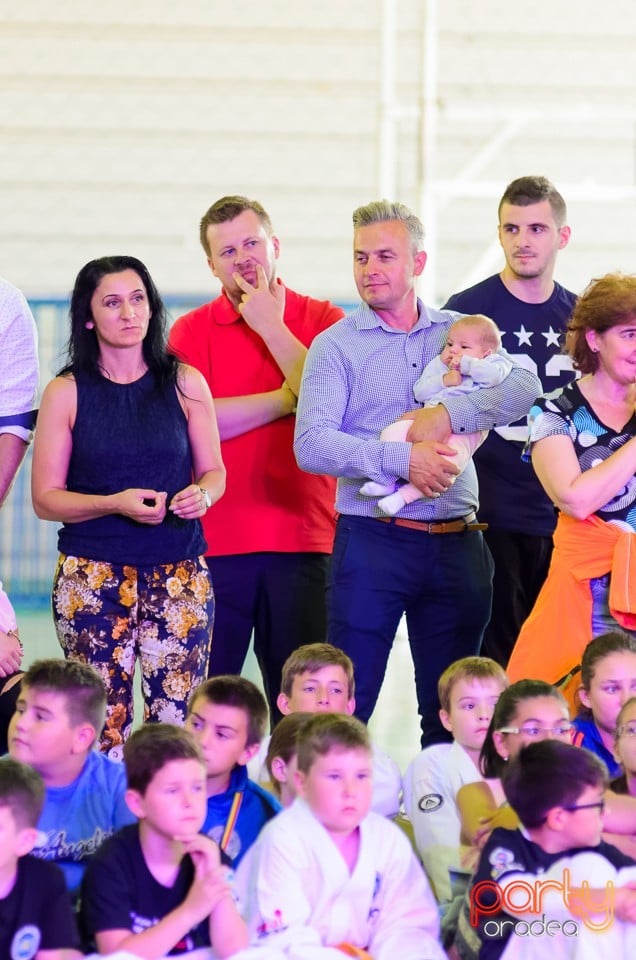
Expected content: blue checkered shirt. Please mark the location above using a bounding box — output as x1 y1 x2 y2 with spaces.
294 299 542 521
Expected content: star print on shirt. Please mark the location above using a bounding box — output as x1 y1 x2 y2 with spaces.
542 326 562 347
513 325 533 346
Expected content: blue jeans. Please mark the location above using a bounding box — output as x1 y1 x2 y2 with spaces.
590 573 636 639
327 515 494 746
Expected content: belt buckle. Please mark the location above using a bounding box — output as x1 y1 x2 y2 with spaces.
427 522 436 534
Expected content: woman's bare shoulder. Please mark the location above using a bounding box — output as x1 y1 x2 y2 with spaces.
176 363 213 404
39 374 77 413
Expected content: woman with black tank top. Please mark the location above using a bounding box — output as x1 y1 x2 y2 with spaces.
31 256 225 757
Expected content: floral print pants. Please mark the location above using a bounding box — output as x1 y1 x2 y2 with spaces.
52 554 214 758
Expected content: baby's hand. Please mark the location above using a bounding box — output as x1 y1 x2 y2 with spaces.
443 369 462 387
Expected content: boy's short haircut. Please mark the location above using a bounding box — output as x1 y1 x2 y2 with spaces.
296 714 370 774
22 658 107 734
124 723 204 795
280 643 355 699
188 675 268 746
502 740 607 829
0 758 45 829
438 656 508 714
266 712 313 783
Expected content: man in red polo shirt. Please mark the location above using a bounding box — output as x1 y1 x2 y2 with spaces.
169 197 343 720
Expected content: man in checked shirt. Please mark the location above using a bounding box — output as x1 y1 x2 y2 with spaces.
294 199 541 747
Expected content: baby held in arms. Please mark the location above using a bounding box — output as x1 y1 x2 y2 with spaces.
360 314 511 515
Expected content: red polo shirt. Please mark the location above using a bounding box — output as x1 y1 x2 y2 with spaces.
169 283 343 556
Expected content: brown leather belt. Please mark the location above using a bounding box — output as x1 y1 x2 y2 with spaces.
374 512 488 534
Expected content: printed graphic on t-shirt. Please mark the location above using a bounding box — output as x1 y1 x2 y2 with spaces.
33 826 112 862
418 793 443 812
487 845 525 880
11 925 40 960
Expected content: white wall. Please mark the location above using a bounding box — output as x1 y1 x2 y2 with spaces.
1 0 635 304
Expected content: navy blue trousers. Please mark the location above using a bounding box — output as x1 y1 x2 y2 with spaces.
205 551 330 724
328 515 493 747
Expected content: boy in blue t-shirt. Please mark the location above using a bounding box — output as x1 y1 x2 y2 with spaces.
0 757 81 959
6 658 134 899
185 676 280 867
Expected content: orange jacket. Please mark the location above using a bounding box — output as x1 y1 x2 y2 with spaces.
507 513 636 688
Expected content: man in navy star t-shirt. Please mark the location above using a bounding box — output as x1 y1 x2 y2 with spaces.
444 176 577 668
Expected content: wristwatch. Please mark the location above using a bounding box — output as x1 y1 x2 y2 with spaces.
199 486 212 509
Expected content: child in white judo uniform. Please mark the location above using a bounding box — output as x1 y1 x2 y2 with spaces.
403 655 508 902
359 314 511 515
244 713 445 960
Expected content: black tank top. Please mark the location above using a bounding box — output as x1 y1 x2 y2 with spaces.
58 369 206 564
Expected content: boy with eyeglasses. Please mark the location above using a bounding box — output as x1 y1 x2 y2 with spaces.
457 740 636 960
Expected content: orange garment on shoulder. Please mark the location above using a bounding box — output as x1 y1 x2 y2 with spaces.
507 513 636 688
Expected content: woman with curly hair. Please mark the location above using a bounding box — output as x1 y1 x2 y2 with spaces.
508 273 636 691
32 256 225 755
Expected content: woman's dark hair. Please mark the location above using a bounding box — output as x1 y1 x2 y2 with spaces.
60 255 178 388
479 679 568 779
576 630 636 718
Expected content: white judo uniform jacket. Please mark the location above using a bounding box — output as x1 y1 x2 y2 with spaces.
403 740 482 901
242 797 445 960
